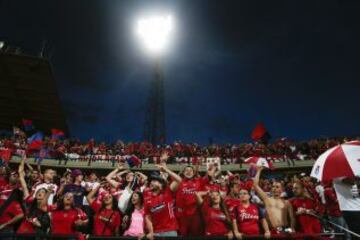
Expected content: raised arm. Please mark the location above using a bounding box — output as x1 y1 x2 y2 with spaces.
106 164 127 188
86 184 100 206
252 166 269 203
195 191 207 206
156 164 182 192
18 156 30 199
135 171 148 185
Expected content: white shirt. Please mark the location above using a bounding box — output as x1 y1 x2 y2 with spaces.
82 181 100 205
32 182 58 205
333 179 360 211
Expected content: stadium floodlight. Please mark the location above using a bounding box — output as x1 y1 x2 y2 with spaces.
136 15 174 56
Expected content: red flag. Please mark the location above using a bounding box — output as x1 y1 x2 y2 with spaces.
251 122 271 142
0 149 12 163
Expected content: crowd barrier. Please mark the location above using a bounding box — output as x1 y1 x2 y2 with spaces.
0 233 346 240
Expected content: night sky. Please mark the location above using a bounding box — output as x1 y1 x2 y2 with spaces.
1 0 360 144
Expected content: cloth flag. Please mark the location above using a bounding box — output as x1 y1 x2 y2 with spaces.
27 132 43 151
51 128 65 140
22 119 34 131
251 122 271 143
126 155 142 168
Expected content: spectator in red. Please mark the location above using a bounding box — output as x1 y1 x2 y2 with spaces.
17 158 51 235
0 189 24 240
50 192 88 238
324 184 351 240
232 187 271 239
0 170 19 205
290 181 322 236
86 185 121 236
195 190 233 238
122 191 145 237
143 164 181 240
175 165 205 236
225 181 241 214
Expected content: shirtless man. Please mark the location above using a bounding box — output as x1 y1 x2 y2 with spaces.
253 166 296 234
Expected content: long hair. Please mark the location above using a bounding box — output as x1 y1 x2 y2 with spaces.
100 194 119 212
122 191 143 232
56 194 75 211
28 187 49 216
120 174 138 191
209 191 233 230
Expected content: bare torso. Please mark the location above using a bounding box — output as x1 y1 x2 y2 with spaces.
265 197 289 229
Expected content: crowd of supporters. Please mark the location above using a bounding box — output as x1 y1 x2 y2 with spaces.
0 132 357 165
0 152 357 240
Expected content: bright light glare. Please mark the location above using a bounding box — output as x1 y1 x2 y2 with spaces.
136 15 174 55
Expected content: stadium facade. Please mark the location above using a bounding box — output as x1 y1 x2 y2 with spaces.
0 52 68 134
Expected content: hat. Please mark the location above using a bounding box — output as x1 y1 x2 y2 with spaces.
71 169 83 178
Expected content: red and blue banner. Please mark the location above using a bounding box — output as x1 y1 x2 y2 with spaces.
51 128 65 140
27 132 43 150
22 119 34 131
126 155 141 168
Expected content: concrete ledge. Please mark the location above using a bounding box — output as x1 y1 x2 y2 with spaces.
9 157 316 173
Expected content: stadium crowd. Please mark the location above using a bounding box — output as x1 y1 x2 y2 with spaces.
0 130 356 166
0 151 358 240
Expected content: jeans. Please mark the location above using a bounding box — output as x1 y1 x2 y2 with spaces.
154 231 178 237
342 211 360 238
329 216 351 240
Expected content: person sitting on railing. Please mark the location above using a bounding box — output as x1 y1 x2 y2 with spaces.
86 183 121 236
195 190 233 239
232 187 271 240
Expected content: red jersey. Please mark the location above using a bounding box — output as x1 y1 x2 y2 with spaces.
234 203 261 235
202 181 221 192
201 199 229 236
144 187 178 233
289 197 322 234
0 201 23 226
225 196 241 217
324 187 342 217
176 177 204 216
0 183 17 205
91 201 121 236
50 208 87 235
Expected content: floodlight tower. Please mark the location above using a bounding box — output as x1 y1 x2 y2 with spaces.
136 15 174 144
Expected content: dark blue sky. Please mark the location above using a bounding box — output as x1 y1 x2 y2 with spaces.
1 0 360 144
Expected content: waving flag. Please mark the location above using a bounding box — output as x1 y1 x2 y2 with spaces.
51 128 65 140
126 155 142 168
251 122 271 143
22 119 34 131
27 132 43 150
